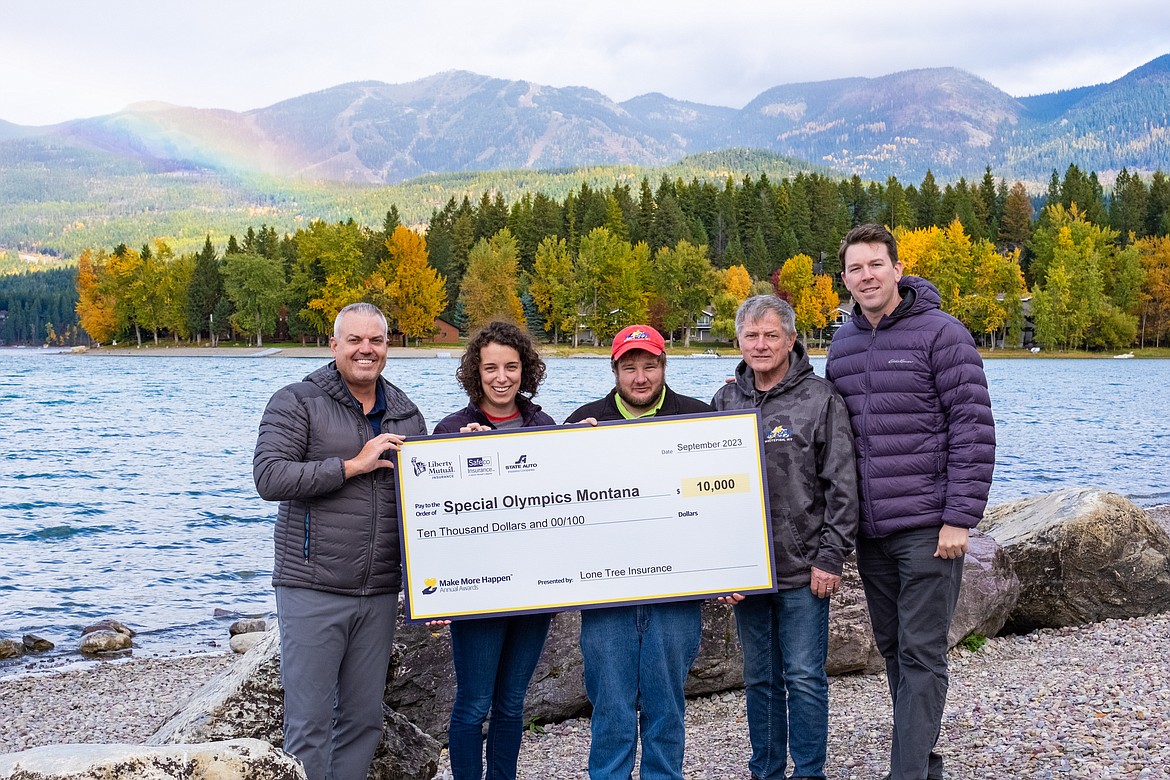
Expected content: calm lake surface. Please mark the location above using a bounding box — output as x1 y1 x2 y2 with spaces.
1 349 1167 668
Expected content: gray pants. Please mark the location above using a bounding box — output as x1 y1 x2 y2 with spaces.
275 586 398 780
857 527 963 780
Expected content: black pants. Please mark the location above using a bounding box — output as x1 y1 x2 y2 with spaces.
857 526 964 780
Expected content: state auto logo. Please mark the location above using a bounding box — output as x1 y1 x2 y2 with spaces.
504 454 539 473
422 577 438 595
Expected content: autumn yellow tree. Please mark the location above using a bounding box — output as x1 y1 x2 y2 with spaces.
775 253 840 344
806 274 841 345
459 228 525 331
383 227 447 344
895 220 1026 347
575 227 650 344
104 245 148 346
300 220 368 335
75 248 119 344
529 236 575 343
722 264 752 301
776 254 816 335
1136 236 1170 347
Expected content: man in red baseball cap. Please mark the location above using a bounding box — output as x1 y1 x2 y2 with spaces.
565 324 712 779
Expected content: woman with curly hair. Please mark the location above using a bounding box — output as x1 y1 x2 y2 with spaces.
432 321 554 779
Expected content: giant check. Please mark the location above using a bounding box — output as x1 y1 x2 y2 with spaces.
397 410 775 622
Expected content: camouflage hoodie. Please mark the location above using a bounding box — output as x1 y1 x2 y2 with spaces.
712 340 859 589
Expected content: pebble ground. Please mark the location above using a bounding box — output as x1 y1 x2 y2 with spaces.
2 615 1168 778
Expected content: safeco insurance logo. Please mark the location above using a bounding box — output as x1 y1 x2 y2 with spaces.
465 455 495 477
504 454 539 473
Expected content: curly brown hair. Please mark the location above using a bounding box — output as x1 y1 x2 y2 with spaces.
456 321 547 405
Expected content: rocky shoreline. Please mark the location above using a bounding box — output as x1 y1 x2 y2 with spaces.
4 502 1167 778
2 614 1168 778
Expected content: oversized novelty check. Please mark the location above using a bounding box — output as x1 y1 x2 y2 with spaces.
398 410 775 622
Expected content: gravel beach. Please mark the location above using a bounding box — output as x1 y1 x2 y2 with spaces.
3 613 1168 778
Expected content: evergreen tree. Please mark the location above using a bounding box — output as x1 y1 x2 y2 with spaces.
1146 172 1170 237
186 236 225 345
917 170 942 228
884 176 914 229
631 178 659 249
1000 182 1034 251
650 194 686 253
1110 168 1149 245
1060 164 1107 224
383 205 401 236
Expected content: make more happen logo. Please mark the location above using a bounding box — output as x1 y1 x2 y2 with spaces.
419 572 514 596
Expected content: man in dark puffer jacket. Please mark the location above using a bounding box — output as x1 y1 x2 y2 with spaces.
826 225 995 780
254 302 427 780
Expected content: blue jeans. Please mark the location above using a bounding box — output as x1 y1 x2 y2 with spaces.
734 586 830 780
448 612 553 780
580 601 702 780
857 527 963 780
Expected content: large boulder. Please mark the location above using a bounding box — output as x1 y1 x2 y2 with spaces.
388 603 747 741
981 488 1170 632
150 629 440 780
0 739 303 780
387 609 589 741
949 530 1021 645
826 558 884 675
388 590 886 742
387 537 1018 741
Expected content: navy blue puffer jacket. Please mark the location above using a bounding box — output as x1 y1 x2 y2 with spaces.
825 276 995 539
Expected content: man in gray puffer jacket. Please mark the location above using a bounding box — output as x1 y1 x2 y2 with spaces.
713 295 858 780
254 302 427 780
827 224 995 780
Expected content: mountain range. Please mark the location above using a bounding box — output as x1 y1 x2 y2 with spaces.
3 55 1169 186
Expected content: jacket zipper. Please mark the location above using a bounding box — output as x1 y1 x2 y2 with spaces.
362 412 377 591
303 508 311 559
862 326 878 537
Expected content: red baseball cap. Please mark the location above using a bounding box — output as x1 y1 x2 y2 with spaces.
611 325 666 361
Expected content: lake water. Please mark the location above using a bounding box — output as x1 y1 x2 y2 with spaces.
1 349 1167 669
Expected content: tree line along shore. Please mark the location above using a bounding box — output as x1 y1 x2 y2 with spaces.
3 163 1169 354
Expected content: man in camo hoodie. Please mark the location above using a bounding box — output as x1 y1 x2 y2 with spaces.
713 295 859 780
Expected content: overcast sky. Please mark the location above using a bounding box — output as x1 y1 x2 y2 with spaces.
3 0 1168 126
